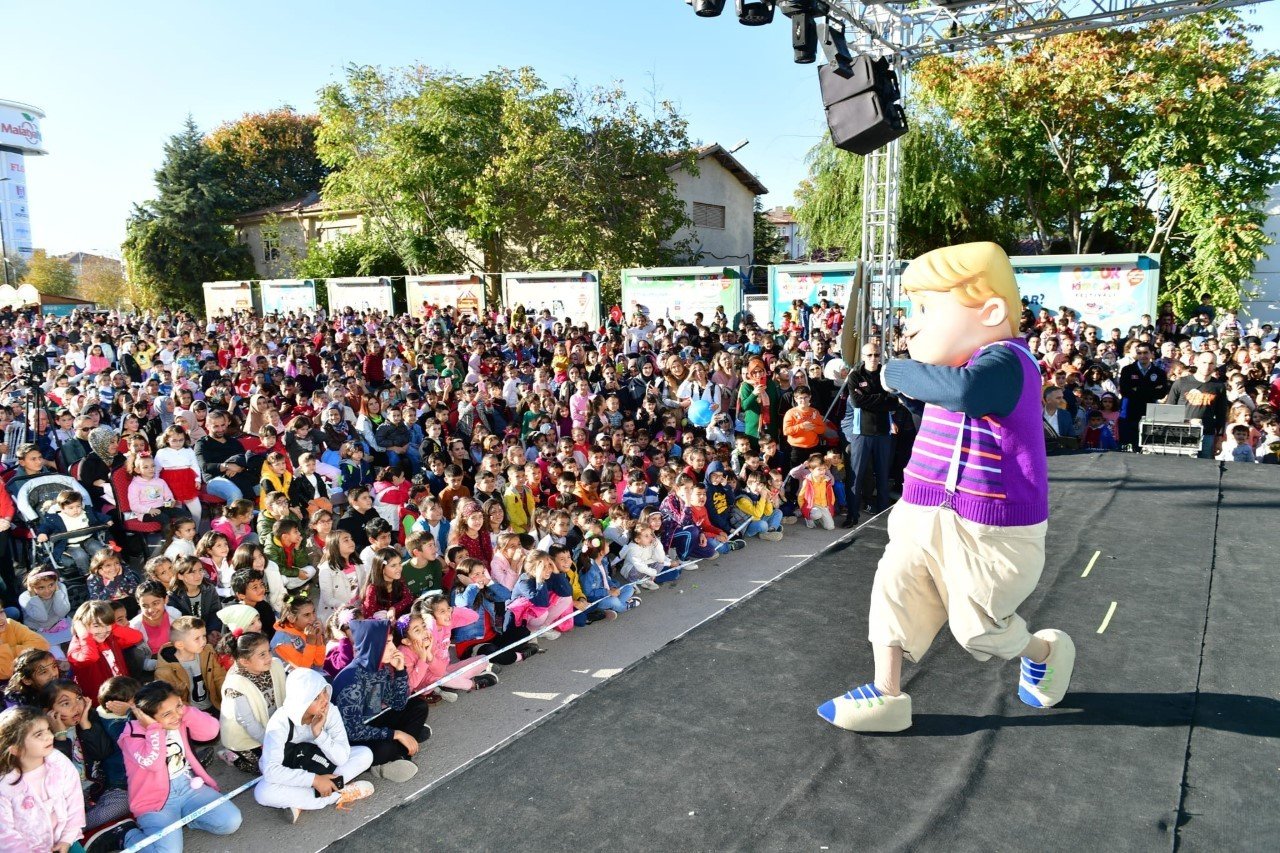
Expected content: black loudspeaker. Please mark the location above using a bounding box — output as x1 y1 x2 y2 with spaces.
818 60 908 155
737 0 776 25
694 0 728 16
792 13 818 63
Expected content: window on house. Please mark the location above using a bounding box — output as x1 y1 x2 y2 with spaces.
691 202 726 230
262 233 280 263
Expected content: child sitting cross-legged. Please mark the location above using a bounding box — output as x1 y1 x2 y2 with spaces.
578 534 638 616
253 667 375 823
332 618 431 783
67 600 144 702
217 625 286 775
361 547 414 621
40 678 133 829
263 518 317 612
399 600 497 703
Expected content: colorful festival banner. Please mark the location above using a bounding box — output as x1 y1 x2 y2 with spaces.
1010 254 1159 332
406 274 486 319
502 270 601 328
259 279 318 315
767 262 860 327
620 266 743 323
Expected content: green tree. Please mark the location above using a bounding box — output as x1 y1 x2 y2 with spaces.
76 256 128 308
123 117 253 310
23 249 77 297
206 107 328 215
796 110 1018 261
293 232 407 278
913 11 1280 313
753 200 788 268
316 65 694 301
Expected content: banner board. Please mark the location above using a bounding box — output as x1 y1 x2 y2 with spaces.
767 262 860 327
406 274 486 319
326 277 394 314
202 281 256 320
259 279 317 315
619 266 743 324
502 270 600 328
1010 254 1159 333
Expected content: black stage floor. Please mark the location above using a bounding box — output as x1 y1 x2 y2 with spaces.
330 454 1279 852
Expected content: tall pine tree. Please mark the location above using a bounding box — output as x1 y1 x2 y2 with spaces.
123 117 252 310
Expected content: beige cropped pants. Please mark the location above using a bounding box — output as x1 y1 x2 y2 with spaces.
867 501 1047 663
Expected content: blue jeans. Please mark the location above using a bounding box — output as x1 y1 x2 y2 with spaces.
668 525 717 560
745 509 784 537
126 774 243 853
204 477 243 504
654 564 682 584
594 586 634 613
1198 434 1216 460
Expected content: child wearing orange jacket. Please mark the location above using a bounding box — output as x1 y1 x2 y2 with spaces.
782 386 827 469
268 591 327 673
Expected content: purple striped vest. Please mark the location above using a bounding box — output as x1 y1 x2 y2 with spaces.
902 339 1049 527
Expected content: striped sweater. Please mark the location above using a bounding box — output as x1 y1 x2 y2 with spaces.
885 339 1049 527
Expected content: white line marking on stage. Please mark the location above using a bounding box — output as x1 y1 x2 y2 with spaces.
325 510 893 851
591 668 621 679
714 598 740 603
1097 601 1118 634
512 691 560 701
1081 550 1101 578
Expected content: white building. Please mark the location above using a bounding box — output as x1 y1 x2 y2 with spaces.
764 206 807 261
665 143 767 267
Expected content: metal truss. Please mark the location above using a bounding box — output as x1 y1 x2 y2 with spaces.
823 0 1269 61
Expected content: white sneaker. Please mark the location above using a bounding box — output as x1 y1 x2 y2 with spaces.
804 518 815 529
435 688 458 703
760 531 784 542
817 683 912 732
682 561 700 571
335 780 375 809
640 579 660 591
1018 629 1076 708
539 629 560 640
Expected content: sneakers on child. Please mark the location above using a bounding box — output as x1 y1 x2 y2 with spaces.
601 608 618 621
83 818 139 853
474 672 500 689
816 683 912 732
683 561 700 570
626 597 642 609
1017 629 1076 708
760 530 784 542
335 780 375 809
436 688 458 703
639 579 659 591
728 539 746 551
804 517 815 529
373 759 419 783
781 515 798 525
539 629 560 640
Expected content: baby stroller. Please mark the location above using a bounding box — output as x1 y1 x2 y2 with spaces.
13 473 112 612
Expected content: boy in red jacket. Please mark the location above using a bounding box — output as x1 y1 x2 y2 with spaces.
68 600 144 703
688 483 744 555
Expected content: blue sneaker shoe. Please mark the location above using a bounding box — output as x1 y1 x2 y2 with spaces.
816 682 912 732
1018 629 1075 708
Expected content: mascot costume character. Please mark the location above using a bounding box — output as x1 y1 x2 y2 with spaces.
818 242 1075 733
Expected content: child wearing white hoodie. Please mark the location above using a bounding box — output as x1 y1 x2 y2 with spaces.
254 667 375 822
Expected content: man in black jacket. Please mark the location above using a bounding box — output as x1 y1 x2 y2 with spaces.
1117 344 1169 450
839 346 897 527
195 410 254 502
337 486 380 554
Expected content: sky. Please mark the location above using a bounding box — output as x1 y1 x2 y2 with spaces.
6 0 1280 257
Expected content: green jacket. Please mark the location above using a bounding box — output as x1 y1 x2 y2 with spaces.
737 380 783 441
263 535 314 580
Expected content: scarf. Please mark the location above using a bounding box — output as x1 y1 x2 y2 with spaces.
88 426 118 464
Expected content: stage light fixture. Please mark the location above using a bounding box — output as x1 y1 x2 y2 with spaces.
791 11 818 63
819 18 854 78
693 0 728 17
737 0 776 26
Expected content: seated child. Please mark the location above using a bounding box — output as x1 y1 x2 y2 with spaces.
167 557 223 644
4 648 61 709
129 580 183 672
400 602 496 699
358 519 396 595
797 462 837 530
154 616 225 717
36 488 111 582
333 618 430 783
120 681 242 850
323 606 357 680
0 705 86 853
254 667 375 822
578 536 637 616
262 519 318 611
269 591 327 673
620 515 678 591
194 531 233 599
508 550 576 637
403 531 445 598
733 472 785 541
19 570 73 654
127 453 190 532
231 568 277 642
211 499 256 552
86 551 143 620
688 483 742 555
163 517 199 562
317 531 360 625
217 630 286 775
67 601 143 702
361 548 414 620
550 544 600 627
488 532 524 590
41 678 133 828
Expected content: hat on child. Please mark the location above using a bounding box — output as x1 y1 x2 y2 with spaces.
217 604 259 637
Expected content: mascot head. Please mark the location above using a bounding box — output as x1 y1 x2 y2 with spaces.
900 242 1020 367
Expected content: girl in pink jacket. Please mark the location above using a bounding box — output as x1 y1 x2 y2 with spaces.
118 681 242 852
0 706 86 853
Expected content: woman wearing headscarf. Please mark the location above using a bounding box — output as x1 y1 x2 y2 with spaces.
737 356 783 446
80 425 125 510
